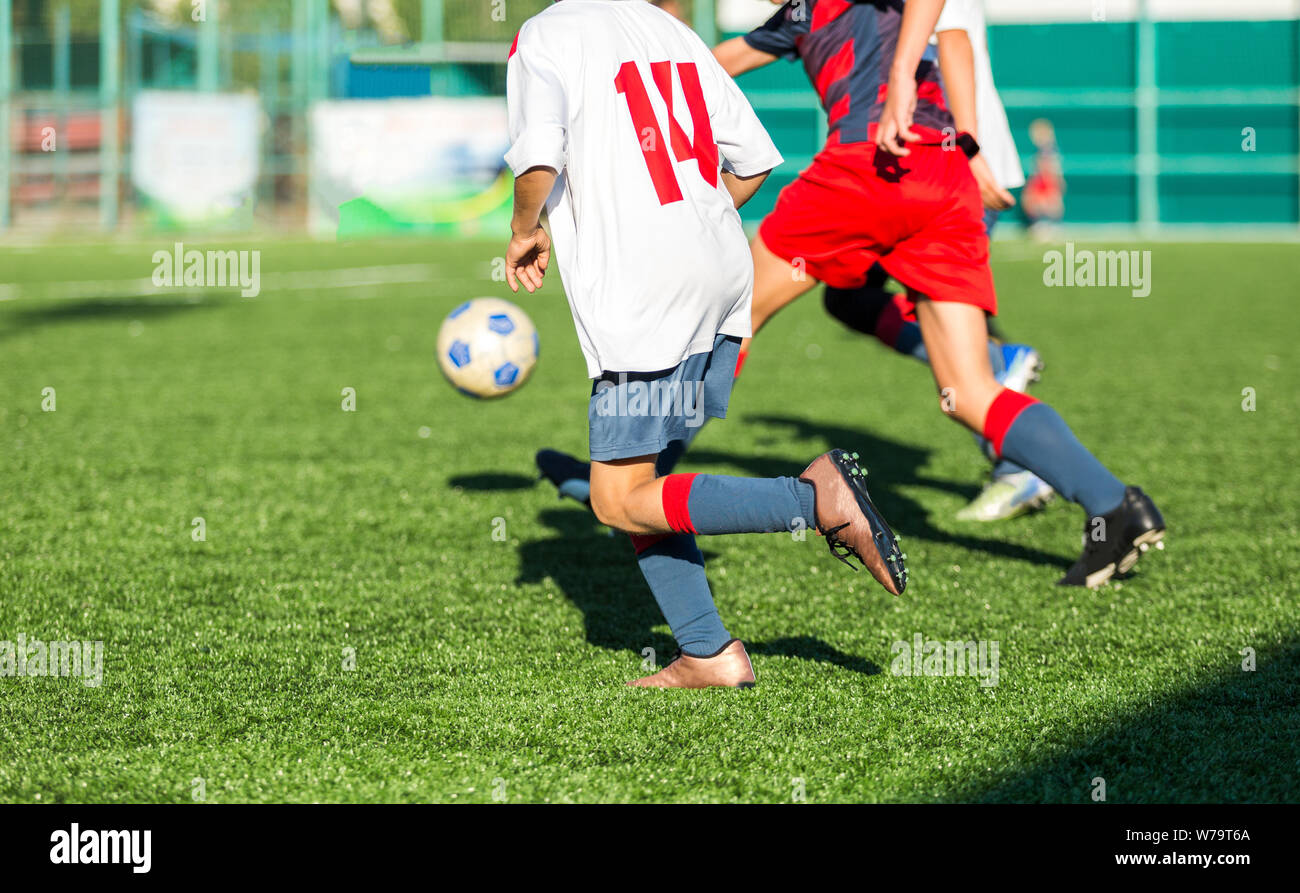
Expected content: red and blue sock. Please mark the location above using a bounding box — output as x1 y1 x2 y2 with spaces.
983 389 1125 517
873 293 927 361
629 464 815 658
660 473 817 536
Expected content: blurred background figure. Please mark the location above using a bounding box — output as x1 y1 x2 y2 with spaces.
1021 118 1065 240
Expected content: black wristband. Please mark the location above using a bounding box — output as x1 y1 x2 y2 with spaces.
957 132 981 159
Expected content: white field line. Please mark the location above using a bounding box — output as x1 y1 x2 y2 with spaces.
0 263 478 302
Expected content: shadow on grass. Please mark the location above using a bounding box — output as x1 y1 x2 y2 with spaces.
690 413 1070 571
517 506 881 677
449 472 537 491
964 642 1300 803
0 294 226 340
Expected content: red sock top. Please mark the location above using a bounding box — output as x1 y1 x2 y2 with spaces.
982 389 1038 458
661 473 698 534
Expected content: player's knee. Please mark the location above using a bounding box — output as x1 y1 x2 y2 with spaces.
934 381 998 429
935 389 961 422
589 487 629 531
936 395 977 429
588 492 618 529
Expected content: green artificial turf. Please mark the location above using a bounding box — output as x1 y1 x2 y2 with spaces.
0 236 1297 803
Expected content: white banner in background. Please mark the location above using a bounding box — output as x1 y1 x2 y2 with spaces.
131 90 260 224
308 97 511 235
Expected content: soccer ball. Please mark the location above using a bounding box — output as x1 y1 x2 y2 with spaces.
436 298 539 398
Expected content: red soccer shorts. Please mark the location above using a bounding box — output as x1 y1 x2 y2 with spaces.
758 127 997 314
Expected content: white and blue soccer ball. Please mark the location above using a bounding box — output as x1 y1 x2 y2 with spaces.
436 297 539 399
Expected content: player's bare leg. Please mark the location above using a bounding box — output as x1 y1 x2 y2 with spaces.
589 455 668 535
743 234 823 351
913 298 1003 432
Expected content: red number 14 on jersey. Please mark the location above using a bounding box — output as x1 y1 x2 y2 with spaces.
614 61 719 206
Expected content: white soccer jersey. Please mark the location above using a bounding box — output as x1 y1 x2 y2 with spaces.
933 0 1026 190
505 0 783 378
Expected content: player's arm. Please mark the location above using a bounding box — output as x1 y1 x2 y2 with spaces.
935 25 1015 210
713 36 778 78
720 169 771 209
721 2 804 78
504 25 567 294
704 45 784 208
507 166 557 294
935 28 977 141
877 0 947 156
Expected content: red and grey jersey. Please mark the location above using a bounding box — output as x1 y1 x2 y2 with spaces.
743 0 953 145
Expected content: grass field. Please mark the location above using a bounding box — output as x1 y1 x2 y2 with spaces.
1 236 1297 803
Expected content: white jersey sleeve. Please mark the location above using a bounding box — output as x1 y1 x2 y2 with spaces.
707 60 783 178
931 0 1025 190
504 25 568 176
935 0 977 33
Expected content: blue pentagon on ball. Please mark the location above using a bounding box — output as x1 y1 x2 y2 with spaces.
448 340 471 368
487 313 515 335
493 362 520 387
448 301 472 319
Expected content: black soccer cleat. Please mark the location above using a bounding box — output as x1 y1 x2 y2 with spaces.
1059 486 1166 587
535 448 593 508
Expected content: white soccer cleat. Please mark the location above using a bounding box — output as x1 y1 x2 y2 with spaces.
955 470 1056 522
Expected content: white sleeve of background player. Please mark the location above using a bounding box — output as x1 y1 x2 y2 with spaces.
935 0 976 33
504 26 568 177
707 61 783 178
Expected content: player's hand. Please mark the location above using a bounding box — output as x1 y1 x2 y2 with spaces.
969 154 1015 211
876 76 919 156
505 226 551 294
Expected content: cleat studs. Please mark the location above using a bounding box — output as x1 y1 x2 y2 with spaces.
1156 540 1165 550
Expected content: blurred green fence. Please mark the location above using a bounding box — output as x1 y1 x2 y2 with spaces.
734 16 1299 230
1 1 1297 233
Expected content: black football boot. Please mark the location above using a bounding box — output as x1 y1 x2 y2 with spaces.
535 448 592 508
1060 486 1166 587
